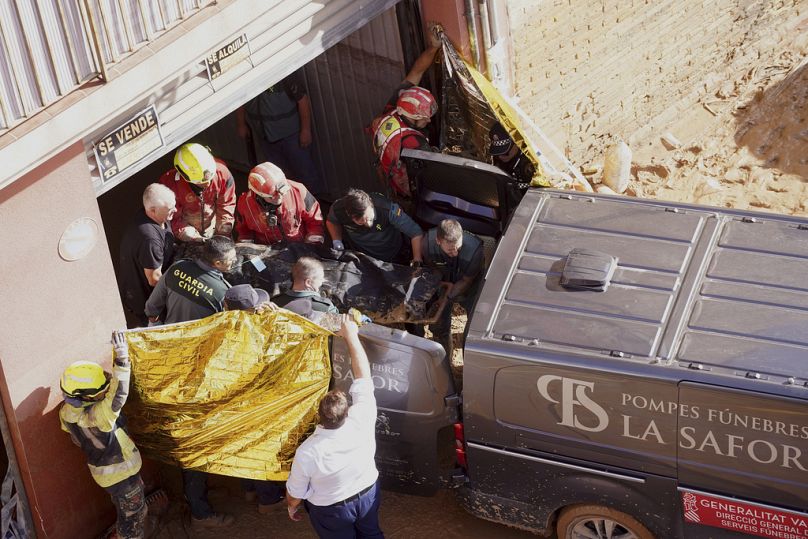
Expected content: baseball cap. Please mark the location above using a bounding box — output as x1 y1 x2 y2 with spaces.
224 284 270 311
489 122 514 156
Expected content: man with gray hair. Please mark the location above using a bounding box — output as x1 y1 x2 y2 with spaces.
118 183 177 328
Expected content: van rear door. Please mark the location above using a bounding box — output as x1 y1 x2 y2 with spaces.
331 324 457 495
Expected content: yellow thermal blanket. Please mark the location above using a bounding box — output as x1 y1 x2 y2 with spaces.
123 309 332 481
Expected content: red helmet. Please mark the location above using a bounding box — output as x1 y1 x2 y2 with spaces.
248 162 286 198
396 86 437 121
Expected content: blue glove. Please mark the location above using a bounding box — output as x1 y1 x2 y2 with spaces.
332 239 344 251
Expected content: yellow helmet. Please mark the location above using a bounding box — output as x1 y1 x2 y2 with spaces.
60 361 109 399
174 143 216 184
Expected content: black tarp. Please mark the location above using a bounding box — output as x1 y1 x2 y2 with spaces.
175 242 443 324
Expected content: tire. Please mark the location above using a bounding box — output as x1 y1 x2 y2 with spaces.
556 504 655 539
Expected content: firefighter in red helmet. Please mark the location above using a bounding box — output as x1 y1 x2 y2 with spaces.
370 33 441 199
235 161 325 246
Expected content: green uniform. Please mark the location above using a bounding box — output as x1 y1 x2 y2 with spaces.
327 193 422 263
422 228 484 289
274 289 338 315
422 228 484 360
144 258 230 324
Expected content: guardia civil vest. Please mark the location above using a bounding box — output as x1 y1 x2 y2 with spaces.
247 85 299 142
163 259 230 315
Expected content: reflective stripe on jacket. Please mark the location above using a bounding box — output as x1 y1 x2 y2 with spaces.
235 180 324 244
371 112 426 196
59 363 142 488
159 158 236 241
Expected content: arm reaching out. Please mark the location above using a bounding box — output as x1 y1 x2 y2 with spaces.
338 315 370 380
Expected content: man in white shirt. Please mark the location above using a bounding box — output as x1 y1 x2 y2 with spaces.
286 315 383 538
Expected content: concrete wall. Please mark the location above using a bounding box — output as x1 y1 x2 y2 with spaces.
0 142 126 538
509 0 796 163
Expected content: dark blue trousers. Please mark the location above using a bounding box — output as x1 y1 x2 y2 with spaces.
182 469 213 518
305 480 384 539
242 478 285 505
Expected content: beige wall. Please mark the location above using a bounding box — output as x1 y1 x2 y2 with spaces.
0 142 126 538
509 0 798 164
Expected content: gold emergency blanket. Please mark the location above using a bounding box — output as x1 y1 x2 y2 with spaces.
124 310 332 481
438 32 548 186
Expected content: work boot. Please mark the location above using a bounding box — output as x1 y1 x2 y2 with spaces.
191 512 235 529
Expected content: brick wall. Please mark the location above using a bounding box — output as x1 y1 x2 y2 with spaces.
509 0 803 164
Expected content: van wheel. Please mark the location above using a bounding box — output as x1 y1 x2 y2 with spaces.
556 504 655 539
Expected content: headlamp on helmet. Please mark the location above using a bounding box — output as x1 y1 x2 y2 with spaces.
174 143 216 184
248 162 288 199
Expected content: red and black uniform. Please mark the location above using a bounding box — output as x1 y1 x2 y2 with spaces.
236 180 324 245
370 82 431 197
159 158 236 241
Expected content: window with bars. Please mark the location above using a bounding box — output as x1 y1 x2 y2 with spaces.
0 0 214 132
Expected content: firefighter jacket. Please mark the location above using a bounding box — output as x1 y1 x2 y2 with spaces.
59 360 142 489
371 111 430 197
159 158 236 242
235 180 324 245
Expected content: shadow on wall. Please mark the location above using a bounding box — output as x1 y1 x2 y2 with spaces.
16 385 115 538
733 61 808 180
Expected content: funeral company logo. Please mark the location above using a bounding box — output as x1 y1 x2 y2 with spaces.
535 373 808 537
535 374 808 472
536 375 609 432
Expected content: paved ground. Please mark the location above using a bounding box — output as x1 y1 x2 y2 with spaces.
149 469 540 539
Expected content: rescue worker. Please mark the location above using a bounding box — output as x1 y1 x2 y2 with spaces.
143 236 237 529
236 70 325 195
60 331 146 539
235 162 325 246
223 283 277 314
118 183 176 328
159 143 236 243
286 315 384 538
273 257 338 314
421 219 483 360
143 235 235 326
326 189 423 265
489 122 536 188
222 284 286 514
370 39 441 198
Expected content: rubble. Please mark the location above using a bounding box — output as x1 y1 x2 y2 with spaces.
601 141 632 193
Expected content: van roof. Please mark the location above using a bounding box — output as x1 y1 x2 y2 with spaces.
472 190 808 381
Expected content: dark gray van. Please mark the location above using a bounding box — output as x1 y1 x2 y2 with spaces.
332 150 808 539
